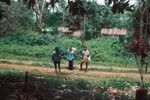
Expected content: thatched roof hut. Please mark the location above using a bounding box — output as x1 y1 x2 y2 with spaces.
101 28 127 36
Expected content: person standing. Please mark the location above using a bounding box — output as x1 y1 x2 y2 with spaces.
52 47 62 73
80 47 90 71
67 47 75 70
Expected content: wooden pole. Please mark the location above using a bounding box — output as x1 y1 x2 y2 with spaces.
24 71 28 92
82 14 86 46
62 1 65 26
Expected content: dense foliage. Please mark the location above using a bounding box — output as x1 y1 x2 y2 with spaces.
0 1 150 99
1 30 150 67
0 0 134 37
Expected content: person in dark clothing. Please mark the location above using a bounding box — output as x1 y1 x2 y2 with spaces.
52 47 62 72
67 47 75 70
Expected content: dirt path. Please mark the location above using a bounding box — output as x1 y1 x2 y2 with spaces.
0 59 143 71
0 63 150 80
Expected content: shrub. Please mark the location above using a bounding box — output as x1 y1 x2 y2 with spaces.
0 31 145 67
1 31 53 46
100 77 137 89
64 78 90 90
44 76 62 88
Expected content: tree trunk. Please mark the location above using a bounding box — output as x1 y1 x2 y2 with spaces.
136 88 147 100
34 0 45 31
81 15 86 46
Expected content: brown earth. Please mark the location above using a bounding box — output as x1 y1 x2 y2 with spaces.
0 63 150 79
0 60 150 100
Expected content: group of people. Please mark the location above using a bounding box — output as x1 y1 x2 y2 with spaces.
52 47 90 73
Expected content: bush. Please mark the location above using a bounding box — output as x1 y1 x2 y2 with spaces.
85 37 137 66
1 31 53 46
64 78 90 90
100 76 137 89
44 76 62 88
0 31 144 67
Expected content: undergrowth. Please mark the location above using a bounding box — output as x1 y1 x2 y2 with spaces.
1 30 150 67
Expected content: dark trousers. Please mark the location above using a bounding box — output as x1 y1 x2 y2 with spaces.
54 61 60 72
68 60 73 70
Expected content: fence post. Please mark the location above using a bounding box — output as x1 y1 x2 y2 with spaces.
24 71 28 92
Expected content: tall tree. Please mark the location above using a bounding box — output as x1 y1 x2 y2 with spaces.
104 0 132 13
65 0 89 46
0 0 11 20
0 1 35 35
106 0 149 73
23 0 60 31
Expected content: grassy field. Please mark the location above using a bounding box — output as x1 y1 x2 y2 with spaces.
0 31 150 99
1 30 149 67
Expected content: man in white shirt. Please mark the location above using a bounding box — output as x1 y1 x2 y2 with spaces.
80 47 90 71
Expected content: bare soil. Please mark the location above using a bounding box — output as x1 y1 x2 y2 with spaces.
0 60 150 100
0 63 150 79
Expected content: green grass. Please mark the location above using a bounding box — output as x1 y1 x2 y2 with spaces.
1 58 149 74
0 68 150 90
1 30 150 68
0 67 149 100
0 67 18 74
99 76 137 89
